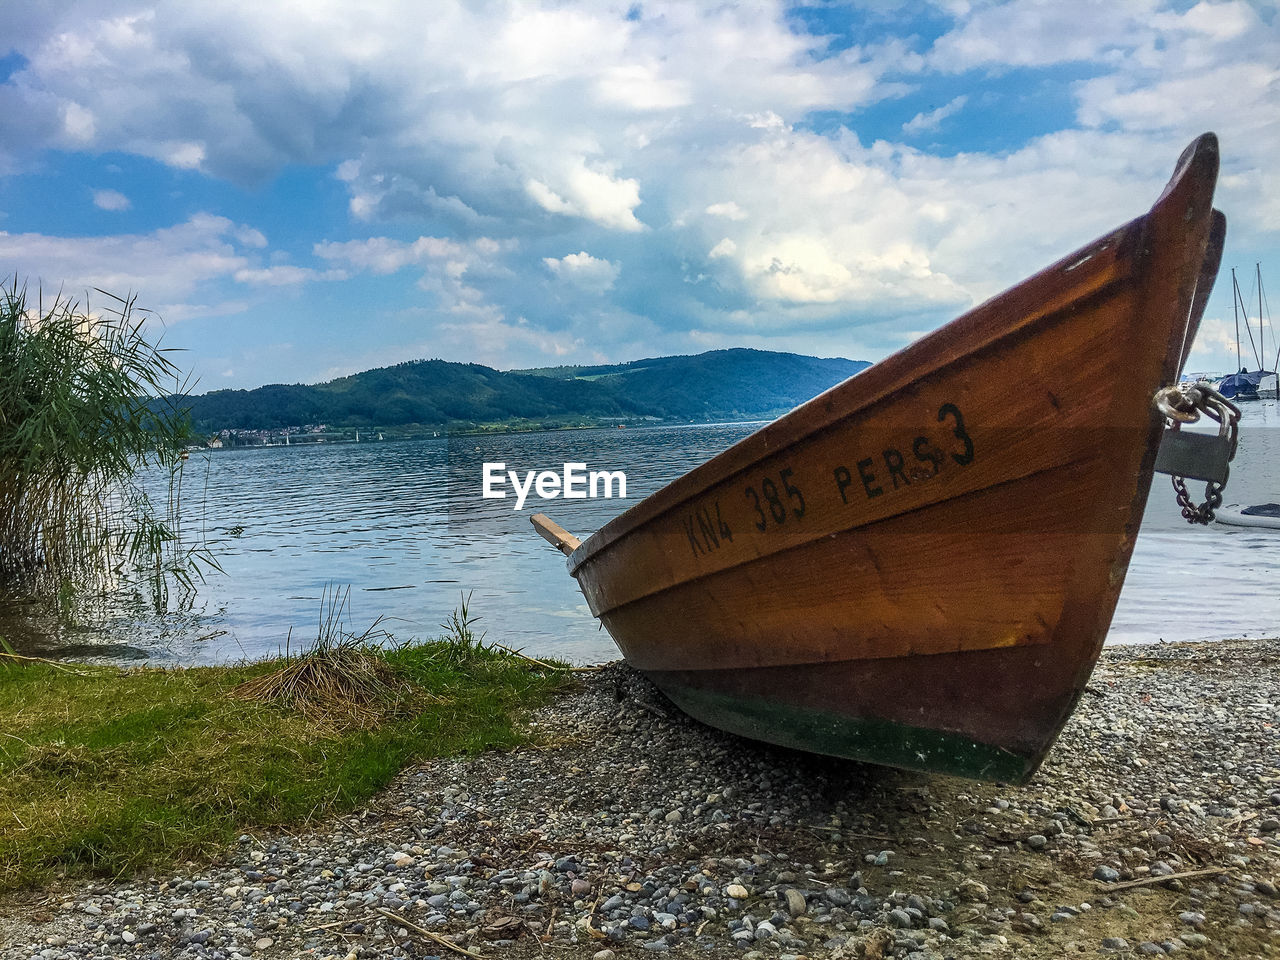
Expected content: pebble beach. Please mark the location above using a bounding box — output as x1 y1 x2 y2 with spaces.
2 637 1278 960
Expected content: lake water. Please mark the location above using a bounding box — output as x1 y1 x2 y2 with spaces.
5 402 1278 665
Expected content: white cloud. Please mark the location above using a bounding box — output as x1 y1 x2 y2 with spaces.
1188 314 1244 363
927 0 1161 71
706 201 747 221
0 212 351 330
919 0 1280 242
543 251 620 293
0 0 1276 379
0 2 896 224
162 141 205 170
902 95 968 136
0 214 258 308
152 299 251 323
525 160 643 232
1186 309 1280 376
314 236 489 275
708 238 737 259
62 102 95 142
234 226 268 249
233 265 347 286
1068 5 1280 235
92 188 130 211
433 314 584 369
316 234 512 322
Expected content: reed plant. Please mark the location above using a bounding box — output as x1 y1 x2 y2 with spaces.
0 278 210 610
439 589 490 660
234 584 410 727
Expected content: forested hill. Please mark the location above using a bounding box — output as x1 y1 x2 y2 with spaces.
176 348 871 432
512 350 869 417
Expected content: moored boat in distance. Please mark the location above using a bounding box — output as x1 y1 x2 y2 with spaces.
1215 263 1276 400
534 134 1227 784
1216 503 1280 529
1215 368 1265 401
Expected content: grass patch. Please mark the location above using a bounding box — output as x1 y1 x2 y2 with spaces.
0 630 569 893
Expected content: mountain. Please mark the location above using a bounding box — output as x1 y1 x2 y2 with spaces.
175 348 871 433
513 350 869 420
175 360 639 432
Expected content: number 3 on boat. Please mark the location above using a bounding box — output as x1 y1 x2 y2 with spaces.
532 133 1228 784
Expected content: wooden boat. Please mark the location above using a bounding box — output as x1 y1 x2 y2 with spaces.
533 134 1226 783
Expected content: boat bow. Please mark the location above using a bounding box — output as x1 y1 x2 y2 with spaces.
542 134 1226 783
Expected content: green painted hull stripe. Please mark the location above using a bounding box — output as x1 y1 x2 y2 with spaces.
656 678 1034 783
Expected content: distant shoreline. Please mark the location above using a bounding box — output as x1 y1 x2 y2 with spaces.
192 415 780 450
175 348 871 443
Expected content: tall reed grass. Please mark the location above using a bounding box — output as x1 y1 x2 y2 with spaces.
0 277 212 610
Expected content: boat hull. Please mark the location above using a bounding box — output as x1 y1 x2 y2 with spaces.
650 659 1036 782
1215 503 1280 529
561 135 1226 783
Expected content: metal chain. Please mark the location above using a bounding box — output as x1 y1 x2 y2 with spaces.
1152 383 1241 525
1171 473 1223 524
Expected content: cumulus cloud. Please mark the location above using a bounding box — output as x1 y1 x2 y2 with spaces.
0 212 349 336
542 251 620 293
927 0 1160 71
902 95 968 136
1187 314 1246 365
708 238 737 259
0 2 892 226
0 0 1275 380
0 214 257 307
1070 5 1280 236
92 187 130 211
315 234 514 325
705 201 747 221
433 314 586 369
526 161 643 232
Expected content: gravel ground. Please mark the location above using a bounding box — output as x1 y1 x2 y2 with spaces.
2 637 1278 959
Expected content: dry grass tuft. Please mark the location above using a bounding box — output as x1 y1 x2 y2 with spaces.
233 586 421 728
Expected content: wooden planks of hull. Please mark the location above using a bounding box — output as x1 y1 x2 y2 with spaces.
551 134 1226 783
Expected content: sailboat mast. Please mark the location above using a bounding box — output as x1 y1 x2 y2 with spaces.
1259 262 1270 382
1264 264 1280 399
1235 269 1263 369
1233 267 1241 370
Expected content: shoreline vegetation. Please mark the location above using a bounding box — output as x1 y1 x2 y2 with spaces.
1 634 1277 959
0 618 571 895
0 280 211 615
196 415 756 449
197 412 787 451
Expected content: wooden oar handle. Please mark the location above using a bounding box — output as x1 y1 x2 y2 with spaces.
530 513 582 556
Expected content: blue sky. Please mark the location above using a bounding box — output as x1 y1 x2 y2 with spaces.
1 1 1277 390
